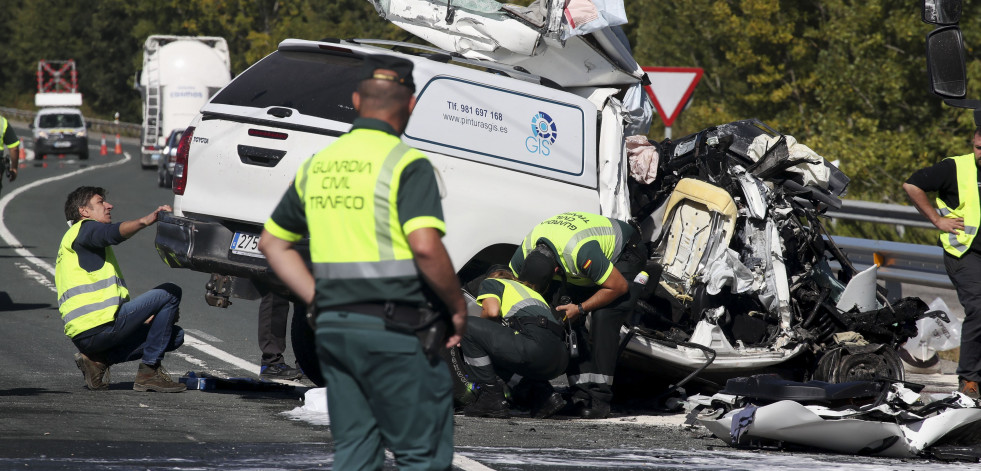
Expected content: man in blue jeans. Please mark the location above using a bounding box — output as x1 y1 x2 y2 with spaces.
55 186 186 392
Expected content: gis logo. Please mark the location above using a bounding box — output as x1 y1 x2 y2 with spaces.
526 111 558 156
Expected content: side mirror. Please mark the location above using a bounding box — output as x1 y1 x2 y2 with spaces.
926 26 967 99
922 0 961 25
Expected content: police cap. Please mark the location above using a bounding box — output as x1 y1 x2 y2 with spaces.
360 54 415 93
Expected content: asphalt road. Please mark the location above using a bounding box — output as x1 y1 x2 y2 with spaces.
0 124 974 470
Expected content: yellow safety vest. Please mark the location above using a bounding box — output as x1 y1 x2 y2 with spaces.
937 153 981 257
55 220 130 337
482 278 552 320
297 129 426 280
1 116 21 151
519 212 625 286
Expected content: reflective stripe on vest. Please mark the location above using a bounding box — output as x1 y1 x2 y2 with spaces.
55 220 129 337
492 278 550 319
303 130 423 279
520 212 624 282
937 153 981 257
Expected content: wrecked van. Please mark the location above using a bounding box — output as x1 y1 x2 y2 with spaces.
152 0 933 397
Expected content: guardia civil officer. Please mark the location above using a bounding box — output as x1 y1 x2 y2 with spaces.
903 127 981 399
259 54 467 470
510 211 646 419
461 267 569 419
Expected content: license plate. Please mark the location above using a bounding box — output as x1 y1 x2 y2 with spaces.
230 232 264 258
54 141 71 148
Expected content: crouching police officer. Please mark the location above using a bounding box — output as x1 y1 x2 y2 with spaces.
461 267 569 418
510 211 646 419
259 54 467 470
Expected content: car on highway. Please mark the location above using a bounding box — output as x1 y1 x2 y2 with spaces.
31 107 89 160
157 128 184 188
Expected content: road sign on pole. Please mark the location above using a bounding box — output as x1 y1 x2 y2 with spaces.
642 66 703 138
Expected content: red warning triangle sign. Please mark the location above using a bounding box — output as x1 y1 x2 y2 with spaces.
642 67 703 127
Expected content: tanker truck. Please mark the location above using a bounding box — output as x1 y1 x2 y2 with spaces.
135 35 231 168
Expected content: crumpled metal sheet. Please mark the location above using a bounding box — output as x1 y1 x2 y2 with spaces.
699 391 981 458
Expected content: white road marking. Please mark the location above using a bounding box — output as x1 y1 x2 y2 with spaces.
184 328 223 342
14 262 57 293
453 454 497 471
0 152 260 377
183 335 258 374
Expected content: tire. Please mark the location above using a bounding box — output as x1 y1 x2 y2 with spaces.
290 306 325 386
157 168 165 187
79 151 88 160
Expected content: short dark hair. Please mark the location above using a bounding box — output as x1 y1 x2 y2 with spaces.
65 186 105 222
975 126 981 138
518 243 559 292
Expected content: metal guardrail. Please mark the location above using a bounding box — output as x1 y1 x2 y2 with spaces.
0 106 142 138
828 235 951 289
827 200 952 289
826 199 935 229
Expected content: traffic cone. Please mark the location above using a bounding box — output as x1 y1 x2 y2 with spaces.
100 135 108 155
114 134 122 154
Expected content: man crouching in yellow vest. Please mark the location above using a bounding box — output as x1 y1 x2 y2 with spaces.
55 186 186 392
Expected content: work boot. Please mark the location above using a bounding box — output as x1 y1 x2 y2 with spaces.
579 400 611 419
74 352 109 390
959 378 980 400
260 363 303 381
532 391 567 419
134 362 187 393
463 382 510 419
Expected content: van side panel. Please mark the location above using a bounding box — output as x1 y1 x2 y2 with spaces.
428 154 600 269
404 76 597 189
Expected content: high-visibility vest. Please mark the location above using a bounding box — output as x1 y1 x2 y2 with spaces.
298 128 425 281
519 212 625 286
937 153 981 257
484 278 553 320
0 116 20 151
55 220 129 337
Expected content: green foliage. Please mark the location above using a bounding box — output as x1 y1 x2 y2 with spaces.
0 0 403 121
1 0 977 243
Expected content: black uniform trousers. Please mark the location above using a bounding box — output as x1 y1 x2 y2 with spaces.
945 251 981 382
257 285 294 367
560 241 647 408
461 316 568 386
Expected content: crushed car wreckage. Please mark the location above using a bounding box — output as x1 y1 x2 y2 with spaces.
616 120 940 399
686 374 981 460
